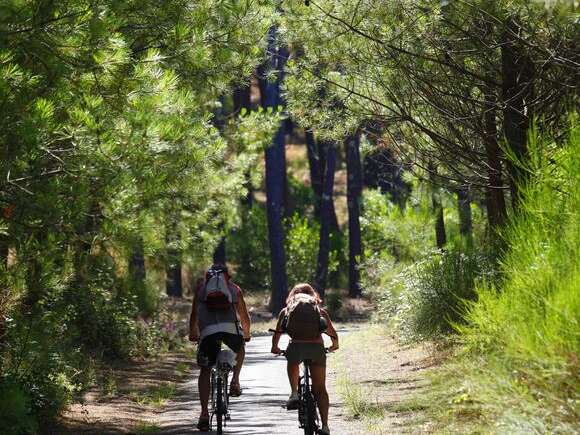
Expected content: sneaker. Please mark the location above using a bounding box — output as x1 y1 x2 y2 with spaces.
319 425 331 435
286 391 299 410
196 415 210 431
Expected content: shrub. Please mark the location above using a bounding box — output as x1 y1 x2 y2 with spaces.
361 189 433 264
228 206 271 290
285 214 340 288
445 125 580 432
377 247 496 340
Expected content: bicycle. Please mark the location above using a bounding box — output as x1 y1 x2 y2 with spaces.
279 348 330 435
210 349 237 435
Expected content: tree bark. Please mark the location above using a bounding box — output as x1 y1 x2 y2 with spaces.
213 237 226 265
306 130 322 217
260 26 289 315
128 237 146 285
483 87 507 230
457 187 473 246
502 17 534 210
165 214 182 297
314 143 337 300
345 133 363 298
429 163 447 250
0 236 7 269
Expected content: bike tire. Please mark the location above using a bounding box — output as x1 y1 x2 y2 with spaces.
216 376 223 435
303 391 317 435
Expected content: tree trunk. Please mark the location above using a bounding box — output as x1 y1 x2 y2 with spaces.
345 133 363 298
165 214 182 298
501 17 534 209
483 87 507 230
457 187 473 247
233 84 251 115
314 143 337 300
260 26 289 315
306 130 322 216
128 237 146 285
213 237 226 265
429 163 447 250
0 236 7 269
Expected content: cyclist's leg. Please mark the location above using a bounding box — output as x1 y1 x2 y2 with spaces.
221 333 244 394
197 334 221 418
231 345 244 387
310 363 329 427
198 367 212 417
287 361 300 394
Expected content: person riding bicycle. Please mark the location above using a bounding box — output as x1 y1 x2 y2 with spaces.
189 263 251 432
271 283 339 435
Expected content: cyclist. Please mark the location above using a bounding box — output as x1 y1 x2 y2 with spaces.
189 263 251 432
271 283 339 435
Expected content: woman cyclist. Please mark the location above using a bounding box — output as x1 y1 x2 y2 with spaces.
271 283 339 435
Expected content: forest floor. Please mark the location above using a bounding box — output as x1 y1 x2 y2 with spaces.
46 297 436 435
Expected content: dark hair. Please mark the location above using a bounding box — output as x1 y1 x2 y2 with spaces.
286 283 322 305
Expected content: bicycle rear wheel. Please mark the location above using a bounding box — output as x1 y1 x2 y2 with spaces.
303 391 317 435
216 376 223 435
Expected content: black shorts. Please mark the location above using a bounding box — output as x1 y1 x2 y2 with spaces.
197 332 244 367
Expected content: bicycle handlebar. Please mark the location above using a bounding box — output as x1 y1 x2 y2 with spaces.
273 347 333 357
268 328 338 340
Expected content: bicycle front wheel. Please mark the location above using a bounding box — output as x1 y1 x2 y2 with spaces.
216 376 224 435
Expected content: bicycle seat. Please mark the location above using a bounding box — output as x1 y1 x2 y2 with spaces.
216 349 237 369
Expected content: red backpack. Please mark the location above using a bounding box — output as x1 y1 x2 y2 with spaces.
200 270 234 310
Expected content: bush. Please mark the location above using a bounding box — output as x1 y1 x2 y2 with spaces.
229 206 271 290
361 189 433 264
446 125 580 432
0 379 38 435
377 247 496 340
285 214 340 288
0 256 165 431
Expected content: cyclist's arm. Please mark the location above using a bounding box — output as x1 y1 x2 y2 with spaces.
271 309 286 353
320 309 339 351
189 291 200 342
236 289 252 340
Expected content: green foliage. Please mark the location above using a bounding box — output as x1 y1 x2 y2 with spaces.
0 0 277 427
285 214 340 287
229 206 271 290
438 124 580 432
361 189 434 265
0 379 38 435
377 247 496 341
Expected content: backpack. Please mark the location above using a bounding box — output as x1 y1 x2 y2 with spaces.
200 270 234 311
284 293 323 340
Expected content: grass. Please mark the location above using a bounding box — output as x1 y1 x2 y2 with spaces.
134 420 161 434
131 383 176 409
330 325 431 433
174 362 190 375
423 123 580 433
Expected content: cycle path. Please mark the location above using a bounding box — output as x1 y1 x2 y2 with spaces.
158 333 352 435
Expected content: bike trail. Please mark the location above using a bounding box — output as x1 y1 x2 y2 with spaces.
158 334 351 435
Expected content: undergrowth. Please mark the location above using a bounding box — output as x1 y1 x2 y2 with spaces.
426 124 580 433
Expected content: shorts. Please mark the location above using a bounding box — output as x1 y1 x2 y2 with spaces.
285 342 326 366
197 332 244 367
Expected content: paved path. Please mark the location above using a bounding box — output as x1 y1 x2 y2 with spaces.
159 334 339 435
52 332 356 435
